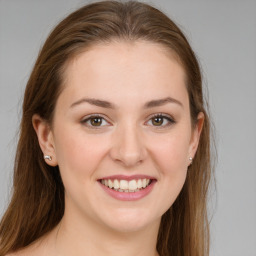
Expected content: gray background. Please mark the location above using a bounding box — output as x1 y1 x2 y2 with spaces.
0 0 255 255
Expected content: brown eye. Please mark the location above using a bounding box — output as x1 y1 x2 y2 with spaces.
152 116 164 126
147 114 175 128
90 117 103 126
81 115 109 128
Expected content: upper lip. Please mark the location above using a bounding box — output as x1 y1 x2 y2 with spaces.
98 174 157 181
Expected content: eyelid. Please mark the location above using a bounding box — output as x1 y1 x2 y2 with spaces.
81 114 112 128
80 113 175 129
145 113 176 127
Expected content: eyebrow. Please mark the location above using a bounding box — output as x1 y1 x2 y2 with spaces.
70 97 183 109
144 97 183 108
70 98 115 109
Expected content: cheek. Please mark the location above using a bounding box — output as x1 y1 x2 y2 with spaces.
148 130 191 173
53 126 109 180
147 132 190 213
154 137 189 191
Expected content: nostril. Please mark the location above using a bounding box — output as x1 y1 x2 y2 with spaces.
110 150 145 167
109 129 147 166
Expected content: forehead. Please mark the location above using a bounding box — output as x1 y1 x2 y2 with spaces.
65 40 183 77
59 40 188 108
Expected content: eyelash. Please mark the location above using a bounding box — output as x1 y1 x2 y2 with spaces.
81 114 110 128
81 113 176 129
146 113 176 128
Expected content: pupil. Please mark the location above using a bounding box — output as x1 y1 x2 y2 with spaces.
91 118 102 126
153 117 163 126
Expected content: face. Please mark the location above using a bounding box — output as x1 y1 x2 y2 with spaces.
35 41 202 233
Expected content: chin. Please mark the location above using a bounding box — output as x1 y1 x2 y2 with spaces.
96 207 160 233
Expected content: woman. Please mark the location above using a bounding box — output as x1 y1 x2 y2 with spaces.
0 1 213 255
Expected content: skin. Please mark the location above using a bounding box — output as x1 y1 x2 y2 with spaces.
11 40 203 256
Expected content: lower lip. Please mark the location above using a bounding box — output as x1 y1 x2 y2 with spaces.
99 180 156 201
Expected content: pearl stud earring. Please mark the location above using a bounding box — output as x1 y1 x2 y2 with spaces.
44 155 52 161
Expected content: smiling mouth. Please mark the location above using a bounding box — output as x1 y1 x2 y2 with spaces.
99 178 152 193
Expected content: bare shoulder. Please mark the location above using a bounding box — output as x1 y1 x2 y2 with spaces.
5 252 25 256
4 236 52 256
5 246 47 256
5 249 31 256
5 246 39 256
3 227 58 256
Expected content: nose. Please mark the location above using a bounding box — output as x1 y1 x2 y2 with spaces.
110 124 147 167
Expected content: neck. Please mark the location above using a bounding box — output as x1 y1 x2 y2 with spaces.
51 209 160 256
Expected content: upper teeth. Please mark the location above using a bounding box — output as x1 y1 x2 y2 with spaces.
101 178 150 192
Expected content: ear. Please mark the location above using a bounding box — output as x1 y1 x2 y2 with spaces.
188 112 204 166
32 114 58 166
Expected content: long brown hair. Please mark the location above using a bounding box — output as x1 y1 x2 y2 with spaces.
0 1 214 255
